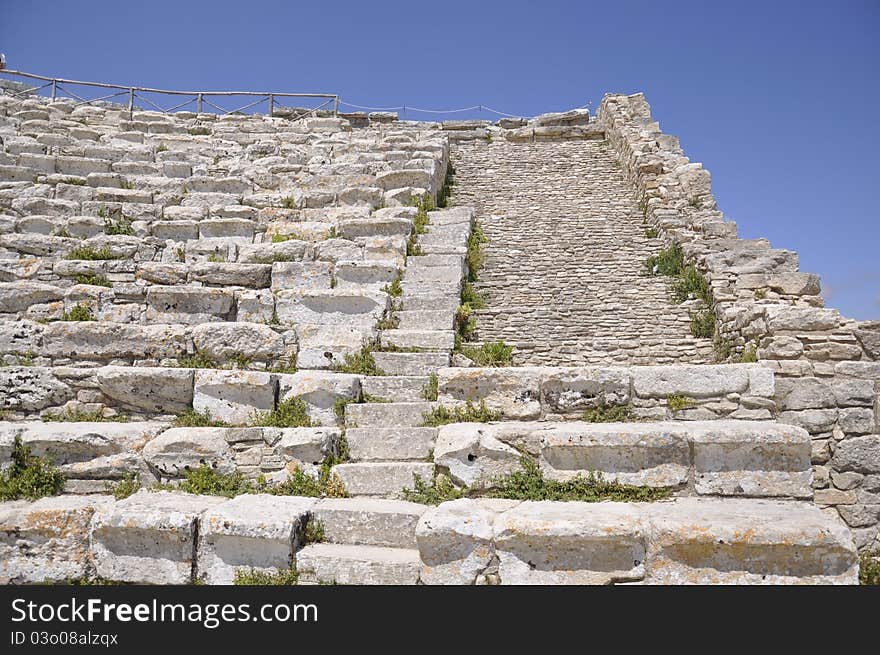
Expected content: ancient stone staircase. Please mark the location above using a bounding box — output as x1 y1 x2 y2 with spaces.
1 88 877 585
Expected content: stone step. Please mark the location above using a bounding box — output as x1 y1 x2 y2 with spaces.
379 329 455 351
344 401 437 428
360 375 430 402
372 351 450 376
394 309 456 331
406 253 466 271
295 543 421 585
312 497 427 548
512 419 812 498
418 497 858 585
332 462 435 497
396 294 460 312
347 427 438 461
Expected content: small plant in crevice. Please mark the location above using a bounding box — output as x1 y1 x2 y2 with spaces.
713 334 734 362
74 273 112 287
332 344 385 376
689 309 716 338
644 227 659 239
41 407 128 423
644 242 683 277
172 409 230 428
119 179 135 191
466 222 489 282
455 304 477 342
582 404 632 423
234 567 299 586
207 253 226 263
436 160 456 208
271 232 301 243
737 343 758 363
402 473 466 505
228 353 252 369
65 245 120 261
459 341 513 367
754 288 767 300
362 393 390 403
381 274 403 297
156 144 168 153
422 373 439 401
860 551 880 585
672 264 712 305
304 518 325 544
421 401 501 427
60 304 96 322
108 473 141 500
333 397 355 421
62 177 86 186
666 394 695 412
251 397 312 428
376 314 399 331
460 281 486 309
177 351 217 369
103 213 135 236
0 436 65 501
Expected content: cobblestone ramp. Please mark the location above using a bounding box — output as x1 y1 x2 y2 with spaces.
450 139 715 365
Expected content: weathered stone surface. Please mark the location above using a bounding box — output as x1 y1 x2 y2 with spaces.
42 323 187 360
643 498 857 584
346 426 437 461
275 427 340 465
437 366 545 419
832 436 880 474
540 367 630 413
296 543 421 584
141 427 234 477
91 490 225 584
331 462 434 497
0 366 71 411
191 322 288 361
313 497 426 548
0 495 113 583
493 501 646 584
776 377 836 411
96 366 193 412
192 370 276 424
632 364 751 398
417 498 514 585
197 494 315 584
433 423 520 488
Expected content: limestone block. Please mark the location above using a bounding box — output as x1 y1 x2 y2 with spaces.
436 366 546 420
197 494 315 584
145 286 234 323
295 543 421 585
270 261 332 291
632 363 751 398
189 262 271 288
96 366 194 412
643 498 857 584
314 497 426 548
493 501 646 584
331 462 434 497
0 281 64 312
191 322 288 361
192 370 276 425
275 289 388 326
540 367 630 414
417 498 515 584
539 422 690 488
434 423 521 488
277 370 360 426
0 495 113 583
376 169 434 191
275 427 341 465
90 490 225 584
1 421 164 469
238 240 311 264
0 366 71 411
776 377 835 411
832 435 880 474
236 288 275 323
141 427 235 477
41 322 188 360
764 305 842 332
334 260 399 288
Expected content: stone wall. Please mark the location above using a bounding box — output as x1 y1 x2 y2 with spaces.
596 93 880 550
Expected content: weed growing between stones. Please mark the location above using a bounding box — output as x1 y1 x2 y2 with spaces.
484 457 672 503
362 394 390 403
738 343 758 363
60 304 96 321
161 461 347 499
228 353 252 369
42 408 128 422
860 551 880 585
644 242 683 276
207 253 225 263
460 281 486 309
689 309 716 338
403 458 671 505
271 232 301 243
332 345 385 376
421 401 501 427
74 273 112 287
666 394 695 411
156 144 168 153
405 194 433 257
582 404 632 422
381 274 403 297
422 373 439 401
172 409 230 428
269 354 298 374
65 245 120 261
402 473 466 505
455 304 477 341
103 214 134 236
280 197 296 210
187 126 211 136
672 265 712 305
333 397 355 420
0 436 65 501
304 518 325 544
460 341 513 367
466 222 489 283
234 567 299 585
437 161 456 208
644 227 659 238
108 473 140 500
251 397 312 428
376 314 399 330
177 351 217 369
62 177 87 186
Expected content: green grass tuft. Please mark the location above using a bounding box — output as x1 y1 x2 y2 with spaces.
644 242 684 277
234 567 299 585
251 397 312 428
402 474 466 505
65 245 120 261
689 309 716 338
860 551 880 585
60 304 96 321
459 341 513 367
42 408 128 423
172 409 230 428
666 394 695 412
0 436 65 501
422 373 439 401
466 222 489 282
108 473 141 500
74 273 112 287
178 352 217 369
332 345 385 376
582 404 632 422
421 401 500 427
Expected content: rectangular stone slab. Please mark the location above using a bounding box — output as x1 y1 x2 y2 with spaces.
312 497 427 548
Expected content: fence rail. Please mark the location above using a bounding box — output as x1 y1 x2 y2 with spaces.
0 69 339 118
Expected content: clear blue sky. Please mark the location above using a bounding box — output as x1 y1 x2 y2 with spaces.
2 0 878 319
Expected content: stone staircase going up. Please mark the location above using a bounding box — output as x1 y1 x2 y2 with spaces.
1 90 873 585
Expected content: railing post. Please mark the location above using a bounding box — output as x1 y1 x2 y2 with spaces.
51 80 57 102
268 93 274 117
127 87 134 120
334 96 339 117
197 93 203 114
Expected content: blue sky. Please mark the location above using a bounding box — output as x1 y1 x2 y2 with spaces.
2 0 878 319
